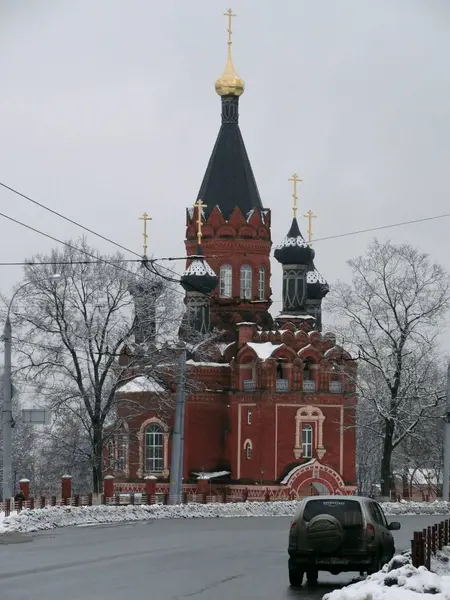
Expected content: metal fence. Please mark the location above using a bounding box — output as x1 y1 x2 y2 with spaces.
411 518 450 569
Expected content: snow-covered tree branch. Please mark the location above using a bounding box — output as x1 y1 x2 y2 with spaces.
10 238 182 493
327 239 450 497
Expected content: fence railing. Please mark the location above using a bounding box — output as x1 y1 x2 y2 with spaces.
411 518 450 570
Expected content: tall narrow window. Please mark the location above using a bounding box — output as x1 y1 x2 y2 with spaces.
145 424 164 472
302 424 313 458
117 432 127 471
240 265 252 299
220 264 232 298
244 439 252 460
258 266 265 300
247 410 252 425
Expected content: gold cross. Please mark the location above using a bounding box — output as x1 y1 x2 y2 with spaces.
138 212 152 256
223 8 236 56
288 173 302 218
304 209 317 244
195 199 207 245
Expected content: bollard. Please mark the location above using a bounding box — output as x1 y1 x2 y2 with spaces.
103 475 114 499
145 476 157 505
61 475 72 504
19 478 30 500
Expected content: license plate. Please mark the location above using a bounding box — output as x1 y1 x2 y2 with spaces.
316 558 350 565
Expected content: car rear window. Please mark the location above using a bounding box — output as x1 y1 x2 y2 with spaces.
303 499 364 527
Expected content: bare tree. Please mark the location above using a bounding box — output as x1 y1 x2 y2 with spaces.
328 239 449 497
11 238 180 493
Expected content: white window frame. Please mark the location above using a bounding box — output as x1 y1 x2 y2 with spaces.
302 424 313 458
145 423 164 473
247 409 252 425
258 266 265 300
240 265 252 299
244 439 252 460
220 264 232 298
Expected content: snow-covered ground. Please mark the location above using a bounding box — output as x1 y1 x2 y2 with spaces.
324 553 450 599
1 499 450 534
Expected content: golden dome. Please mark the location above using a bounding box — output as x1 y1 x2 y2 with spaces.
215 55 245 97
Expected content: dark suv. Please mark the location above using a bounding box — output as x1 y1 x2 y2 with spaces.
287 496 401 587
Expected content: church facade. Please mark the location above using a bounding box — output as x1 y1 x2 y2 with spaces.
109 15 358 497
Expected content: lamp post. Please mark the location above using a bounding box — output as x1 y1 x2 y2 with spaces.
2 273 61 501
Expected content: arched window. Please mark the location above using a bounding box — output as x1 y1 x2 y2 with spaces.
294 405 326 460
145 424 164 472
244 439 252 460
220 264 232 298
302 425 313 458
240 265 252 299
258 266 265 300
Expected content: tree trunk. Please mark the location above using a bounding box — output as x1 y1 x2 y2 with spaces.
380 419 394 497
92 422 103 495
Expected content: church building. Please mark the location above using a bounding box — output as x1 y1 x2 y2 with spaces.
110 12 358 497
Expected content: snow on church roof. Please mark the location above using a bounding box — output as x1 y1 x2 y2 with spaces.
247 342 283 360
118 376 165 394
194 470 230 480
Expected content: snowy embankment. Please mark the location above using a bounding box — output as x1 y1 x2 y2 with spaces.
1 500 450 534
324 552 450 599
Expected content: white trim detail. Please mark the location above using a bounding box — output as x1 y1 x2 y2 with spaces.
294 405 326 460
237 403 256 479
244 438 252 460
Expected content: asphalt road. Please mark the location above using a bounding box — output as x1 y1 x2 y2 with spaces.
0 514 446 600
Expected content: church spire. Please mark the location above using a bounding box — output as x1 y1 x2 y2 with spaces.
197 9 262 220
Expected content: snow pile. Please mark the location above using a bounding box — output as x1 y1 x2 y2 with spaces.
382 501 450 516
2 499 450 534
0 501 301 533
324 555 450 599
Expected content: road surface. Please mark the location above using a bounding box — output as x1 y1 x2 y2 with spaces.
0 514 445 600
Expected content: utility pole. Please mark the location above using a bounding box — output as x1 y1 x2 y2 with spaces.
178 376 186 500
169 349 186 505
2 317 12 501
443 363 450 501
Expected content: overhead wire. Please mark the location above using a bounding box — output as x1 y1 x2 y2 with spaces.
2 178 450 295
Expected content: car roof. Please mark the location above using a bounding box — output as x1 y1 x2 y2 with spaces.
302 495 371 504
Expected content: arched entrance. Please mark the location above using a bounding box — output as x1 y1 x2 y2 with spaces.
297 480 331 497
281 459 346 495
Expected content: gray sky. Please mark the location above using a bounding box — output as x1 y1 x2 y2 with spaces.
1 0 450 339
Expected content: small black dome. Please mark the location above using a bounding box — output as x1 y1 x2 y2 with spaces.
274 218 315 265
306 266 329 300
181 247 218 295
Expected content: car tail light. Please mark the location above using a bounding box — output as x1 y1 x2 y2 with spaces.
366 523 375 541
290 521 297 530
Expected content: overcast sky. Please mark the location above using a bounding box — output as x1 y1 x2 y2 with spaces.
1 0 449 340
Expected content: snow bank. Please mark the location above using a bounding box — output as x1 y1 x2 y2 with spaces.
324 554 450 599
1 499 450 535
0 501 300 533
382 500 450 516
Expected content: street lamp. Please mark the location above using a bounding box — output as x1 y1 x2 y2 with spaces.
2 273 61 500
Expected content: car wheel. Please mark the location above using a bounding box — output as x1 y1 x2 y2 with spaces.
306 569 318 585
288 568 304 587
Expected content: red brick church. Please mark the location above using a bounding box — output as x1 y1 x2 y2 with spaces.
109 15 358 497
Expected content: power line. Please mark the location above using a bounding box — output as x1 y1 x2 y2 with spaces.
313 213 450 243
0 211 146 282
0 181 142 259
